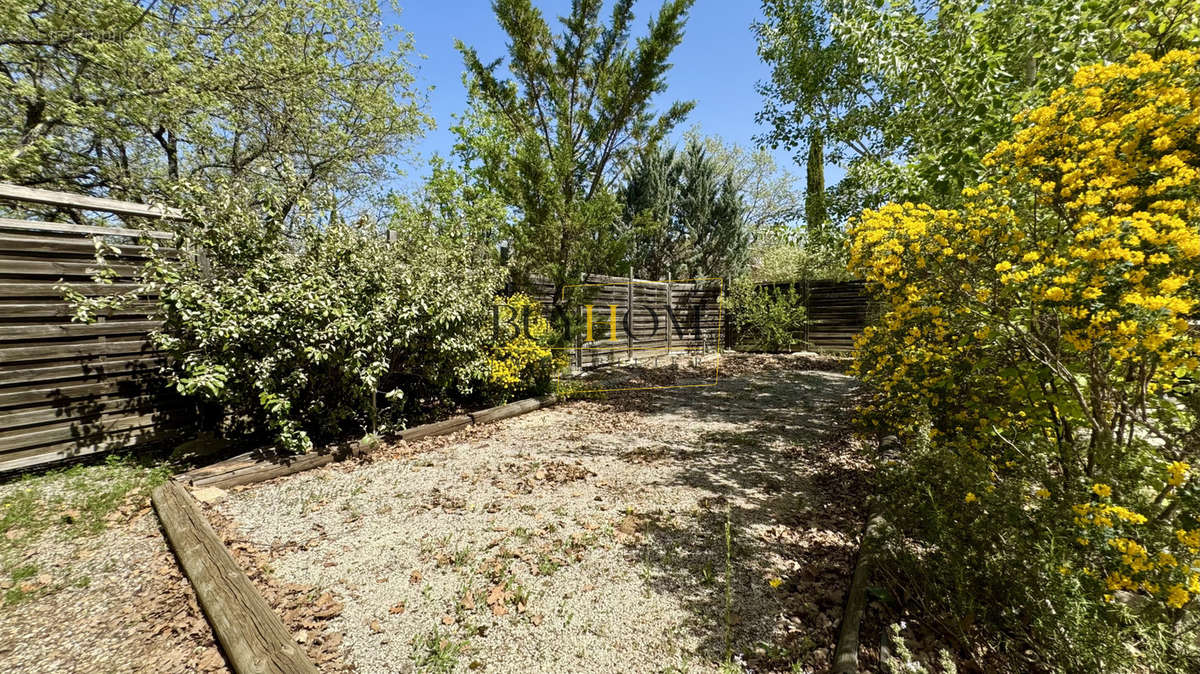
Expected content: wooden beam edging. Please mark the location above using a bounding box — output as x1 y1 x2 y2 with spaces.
174 394 559 489
151 481 318 674
830 435 899 674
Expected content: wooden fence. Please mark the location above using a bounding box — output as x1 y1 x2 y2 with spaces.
525 274 724 369
0 184 188 472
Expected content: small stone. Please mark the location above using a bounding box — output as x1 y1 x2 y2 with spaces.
191 487 228 505
294 630 308 644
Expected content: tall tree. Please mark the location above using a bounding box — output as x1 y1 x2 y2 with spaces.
755 0 1200 221
619 140 748 280
804 132 825 233
455 0 695 287
682 127 803 239
0 0 430 216
676 142 747 279
621 145 681 280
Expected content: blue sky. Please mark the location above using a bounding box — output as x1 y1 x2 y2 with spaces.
387 1 844 190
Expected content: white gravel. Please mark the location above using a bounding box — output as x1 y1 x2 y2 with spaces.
217 354 864 673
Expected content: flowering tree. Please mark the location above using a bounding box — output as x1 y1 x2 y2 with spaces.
850 51 1200 667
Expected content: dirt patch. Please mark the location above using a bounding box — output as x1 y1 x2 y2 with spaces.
0 499 228 673
216 353 873 673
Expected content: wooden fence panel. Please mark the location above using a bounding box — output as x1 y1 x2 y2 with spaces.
0 186 189 472
522 274 723 369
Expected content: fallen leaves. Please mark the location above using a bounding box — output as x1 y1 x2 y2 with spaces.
312 592 344 619
485 581 513 617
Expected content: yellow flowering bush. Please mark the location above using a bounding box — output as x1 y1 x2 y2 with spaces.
485 294 566 401
850 51 1200 669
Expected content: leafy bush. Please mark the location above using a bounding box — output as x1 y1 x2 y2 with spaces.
728 280 807 352
485 294 567 402
69 178 506 453
155 221 503 452
849 51 1200 670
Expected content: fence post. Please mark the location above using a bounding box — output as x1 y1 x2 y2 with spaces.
627 268 634 362
802 278 811 348
666 280 673 355
575 302 583 371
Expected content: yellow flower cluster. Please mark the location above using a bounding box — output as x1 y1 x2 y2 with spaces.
1167 461 1190 488
487 294 566 393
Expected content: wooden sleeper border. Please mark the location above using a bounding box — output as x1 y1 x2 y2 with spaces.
830 435 898 674
174 394 557 490
154 394 559 674
152 481 319 674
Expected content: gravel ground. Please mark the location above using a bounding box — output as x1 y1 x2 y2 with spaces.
217 353 874 673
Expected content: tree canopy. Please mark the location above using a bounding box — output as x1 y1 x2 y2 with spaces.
755 0 1200 221
620 140 748 280
0 0 430 216
454 0 695 286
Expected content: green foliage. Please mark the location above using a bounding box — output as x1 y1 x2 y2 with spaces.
682 127 804 238
0 0 430 212
388 156 512 248
728 280 806 352
150 216 504 453
744 230 852 284
454 0 695 286
755 0 1200 220
849 53 1200 670
621 141 750 280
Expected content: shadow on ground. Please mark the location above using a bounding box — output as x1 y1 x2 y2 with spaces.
567 364 875 671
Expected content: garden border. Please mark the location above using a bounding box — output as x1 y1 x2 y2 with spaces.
173 394 558 490
831 435 898 674
151 480 319 674
152 394 559 674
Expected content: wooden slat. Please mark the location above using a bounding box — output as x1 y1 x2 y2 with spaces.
0 357 159 385
0 259 142 278
0 338 154 363
0 282 150 297
0 411 162 452
1 397 167 431
0 320 160 341
0 302 157 319
0 184 183 221
0 380 143 408
0 217 175 241
151 481 318 674
0 233 177 257
0 426 175 472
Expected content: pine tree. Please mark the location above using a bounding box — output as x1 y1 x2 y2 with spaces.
456 0 695 287
619 140 748 280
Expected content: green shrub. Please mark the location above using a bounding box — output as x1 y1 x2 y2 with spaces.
68 178 505 453
153 221 503 452
849 52 1200 671
728 280 807 352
